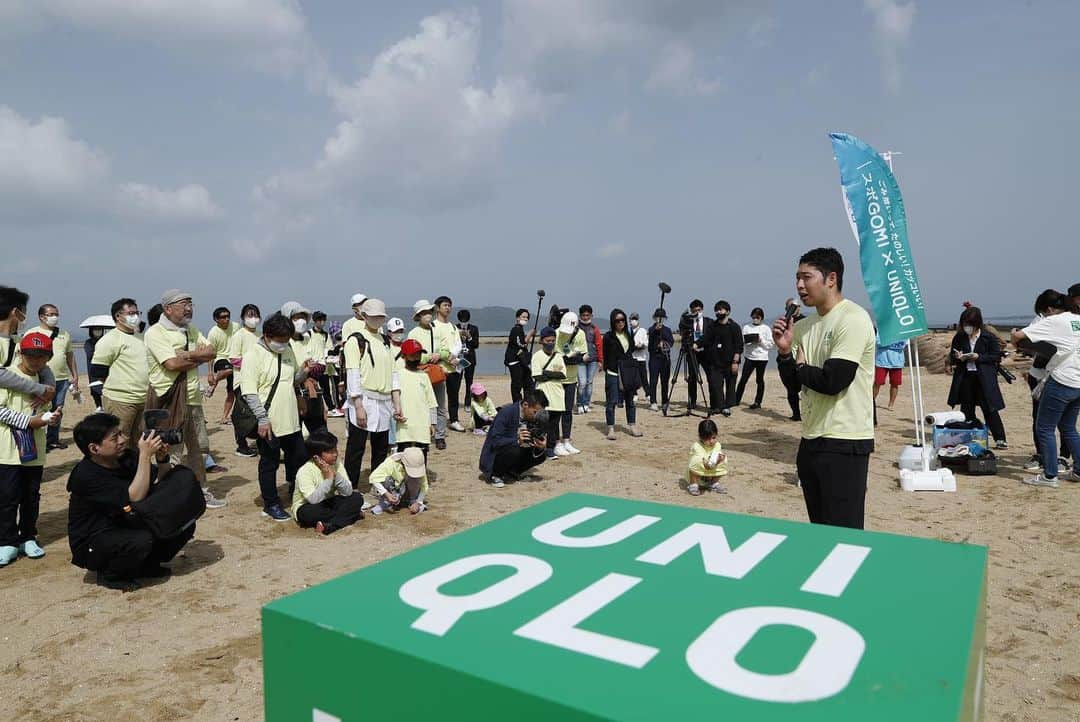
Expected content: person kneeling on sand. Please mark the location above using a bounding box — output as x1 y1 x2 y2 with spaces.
687 419 728 496
469 382 498 434
368 447 428 515
291 430 365 534
67 413 197 591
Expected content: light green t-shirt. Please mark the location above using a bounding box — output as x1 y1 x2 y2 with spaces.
791 299 876 441
144 322 209 407
341 317 365 344
240 342 300 436
207 322 240 362
291 460 349 518
688 440 728 478
557 328 588 384
369 456 429 500
395 368 436 444
532 349 567 412
343 327 393 394
33 327 72 381
432 319 460 373
0 366 46 466
91 328 148 405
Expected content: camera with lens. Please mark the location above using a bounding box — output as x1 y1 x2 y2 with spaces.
143 409 183 446
520 409 550 446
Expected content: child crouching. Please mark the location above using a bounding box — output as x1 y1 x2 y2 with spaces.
687 419 727 496
469 383 497 435
368 447 428 515
291 430 365 535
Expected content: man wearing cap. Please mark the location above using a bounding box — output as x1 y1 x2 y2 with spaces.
31 304 78 450
341 293 368 342
0 331 63 566
408 300 452 449
647 309 674 411
343 299 402 485
144 290 225 508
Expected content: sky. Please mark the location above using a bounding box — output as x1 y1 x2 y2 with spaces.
1 0 1077 332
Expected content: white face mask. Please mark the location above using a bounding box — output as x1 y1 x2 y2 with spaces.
44 315 59 328
267 340 289 354
390 331 405 343
963 325 976 336
244 316 260 329
630 319 639 329
752 318 763 326
124 314 140 328
293 319 307 334
518 317 529 326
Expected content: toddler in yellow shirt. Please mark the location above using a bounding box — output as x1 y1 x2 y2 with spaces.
687 419 727 496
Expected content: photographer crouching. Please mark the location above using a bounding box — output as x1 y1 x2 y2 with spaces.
478 390 550 488
67 413 202 591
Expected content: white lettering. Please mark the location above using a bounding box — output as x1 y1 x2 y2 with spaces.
399 553 552 636
636 523 786 580
799 544 871 597
515 573 659 668
532 506 661 548
686 606 866 703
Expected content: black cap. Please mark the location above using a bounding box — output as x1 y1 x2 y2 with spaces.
652 308 667 319
1069 283 1080 297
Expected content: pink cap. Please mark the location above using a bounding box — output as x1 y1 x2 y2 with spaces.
470 382 486 396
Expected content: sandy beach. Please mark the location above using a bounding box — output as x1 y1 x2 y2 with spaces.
1 360 1078 721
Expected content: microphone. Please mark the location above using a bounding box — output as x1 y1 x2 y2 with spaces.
784 303 799 325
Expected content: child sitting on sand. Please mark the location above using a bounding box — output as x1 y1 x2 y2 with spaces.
469 382 498 435
290 430 365 535
687 419 727 496
368 446 428 515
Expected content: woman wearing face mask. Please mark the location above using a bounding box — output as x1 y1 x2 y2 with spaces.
735 307 774 410
946 306 1008 449
504 308 535 403
226 304 261 457
240 312 312 522
629 313 649 407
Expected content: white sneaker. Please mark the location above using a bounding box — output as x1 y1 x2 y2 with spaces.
203 488 227 508
563 441 581 455
327 408 345 418
1022 473 1059 489
1065 470 1080 483
449 421 466 432
1023 456 1042 471
554 442 571 457
489 476 505 489
585 404 592 413
649 403 659 412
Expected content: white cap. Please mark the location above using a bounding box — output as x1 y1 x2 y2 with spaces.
386 317 405 333
362 298 387 317
280 301 311 318
350 293 368 307
412 299 435 320
558 311 579 335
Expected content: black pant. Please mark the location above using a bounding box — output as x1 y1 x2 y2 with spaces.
785 370 801 419
648 354 671 405
81 523 195 579
1028 375 1070 461
796 442 869 529
473 410 494 430
958 373 1006 442
562 385 576 438
295 494 366 534
301 395 327 435
491 445 547 478
318 375 339 410
687 352 709 408
508 363 531 403
461 363 476 411
708 364 737 411
546 410 563 449
446 372 462 423
0 464 42 546
345 422 390 487
736 360 768 406
256 431 306 507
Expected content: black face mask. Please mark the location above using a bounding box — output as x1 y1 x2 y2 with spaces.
405 359 421 370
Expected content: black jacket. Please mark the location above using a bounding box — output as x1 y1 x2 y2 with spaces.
602 308 634 374
946 330 1006 411
458 323 480 364
504 324 528 366
701 319 744 366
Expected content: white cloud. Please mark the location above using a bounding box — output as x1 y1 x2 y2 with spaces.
247 10 546 256
865 0 916 92
2 0 323 79
597 243 625 258
0 105 222 225
646 44 722 97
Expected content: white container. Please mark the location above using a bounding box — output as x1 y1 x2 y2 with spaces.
899 444 937 472
900 467 957 492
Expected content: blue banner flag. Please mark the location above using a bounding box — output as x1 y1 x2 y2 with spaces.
829 132 928 345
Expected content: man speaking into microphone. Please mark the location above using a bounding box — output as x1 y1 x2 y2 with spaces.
773 247 876 530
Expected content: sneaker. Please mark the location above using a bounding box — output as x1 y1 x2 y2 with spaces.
19 540 44 559
995 440 1009 450
748 403 761 410
719 409 732 418
706 482 727 494
554 442 571 457
435 438 447 451
1023 456 1042 471
790 414 802 422
1060 457 1073 472
96 572 139 591
489 476 506 489
449 421 466 432
1021 473 1059 489
627 426 643 438
261 503 291 521
0 545 18 566
46 441 67 451
563 441 581 454
203 489 227 509
234 446 258 458
545 449 558 460
649 403 659 412
206 464 229 473
327 408 345 418
1065 470 1080 483
473 428 487 436
606 426 616 441
687 483 701 496
585 405 592 413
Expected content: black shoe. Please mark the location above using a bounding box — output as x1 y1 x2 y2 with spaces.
97 572 140 591
138 563 172 579
748 403 761 410
234 446 257 458
47 441 67 451
790 414 802 422
435 439 447 451
720 409 732 417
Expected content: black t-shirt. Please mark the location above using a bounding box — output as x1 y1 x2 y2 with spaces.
67 452 156 558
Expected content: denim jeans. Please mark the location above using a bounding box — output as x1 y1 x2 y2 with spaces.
577 361 598 408
47 379 70 445
1035 378 1080 479
605 372 637 426
432 381 448 439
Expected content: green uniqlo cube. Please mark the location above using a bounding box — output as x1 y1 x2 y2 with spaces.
263 493 986 721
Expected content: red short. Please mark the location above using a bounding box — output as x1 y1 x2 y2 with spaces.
875 367 903 386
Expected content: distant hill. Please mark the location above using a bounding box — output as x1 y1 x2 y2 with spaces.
327 306 521 336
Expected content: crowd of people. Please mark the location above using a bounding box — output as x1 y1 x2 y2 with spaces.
1 259 1077 589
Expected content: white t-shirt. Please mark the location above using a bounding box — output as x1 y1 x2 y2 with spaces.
741 323 775 362
1022 312 1080 388
631 326 648 362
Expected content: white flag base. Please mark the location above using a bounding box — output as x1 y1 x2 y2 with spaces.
900 466 956 492
898 444 938 472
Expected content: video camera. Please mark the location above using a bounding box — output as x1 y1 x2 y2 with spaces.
520 409 550 447
143 409 183 446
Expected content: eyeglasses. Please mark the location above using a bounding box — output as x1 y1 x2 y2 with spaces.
169 300 194 308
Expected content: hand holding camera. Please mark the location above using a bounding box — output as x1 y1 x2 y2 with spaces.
138 429 167 457
143 409 182 445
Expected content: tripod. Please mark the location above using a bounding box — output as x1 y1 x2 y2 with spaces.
663 342 711 418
